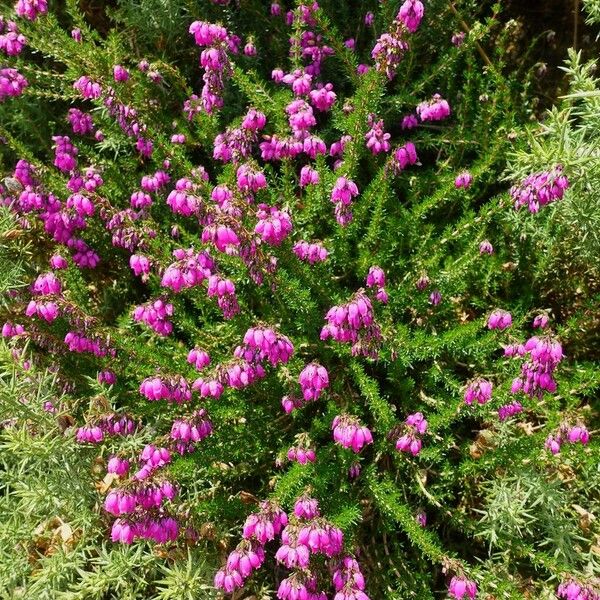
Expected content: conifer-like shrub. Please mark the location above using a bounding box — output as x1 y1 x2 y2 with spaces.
1 0 599 598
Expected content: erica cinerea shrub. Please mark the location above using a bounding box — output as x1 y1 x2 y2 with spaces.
0 0 599 598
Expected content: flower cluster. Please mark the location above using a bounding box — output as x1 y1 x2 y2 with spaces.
545 422 590 455
0 68 28 102
372 0 424 79
395 412 427 456
321 290 382 358
365 266 388 303
67 108 94 135
161 248 215 292
73 75 102 100
510 165 569 213
455 171 472 189
365 114 391 155
187 347 210 370
507 335 563 397
15 0 48 21
299 362 329 401
215 500 287 592
167 177 203 216
1 322 25 338
255 204 293 245
464 379 492 406
332 556 369 600
25 298 59 322
479 240 493 255
416 93 451 122
330 177 359 226
189 20 236 113
487 309 512 330
293 240 328 264
133 299 174 336
557 579 600 600
448 575 477 599
98 369 117 385
191 325 293 401
287 443 316 465
107 456 129 475
389 141 418 174
0 18 26 55
139 375 192 404
106 470 178 544
52 135 78 172
64 331 112 356
170 409 213 454
235 325 294 367
76 414 136 443
332 414 373 453
497 400 523 421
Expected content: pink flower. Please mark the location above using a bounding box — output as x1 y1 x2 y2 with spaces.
390 142 418 173
187 347 211 370
372 33 408 80
255 204 292 246
73 76 102 100
236 164 267 192
0 20 27 56
365 115 391 155
416 94 451 122
331 177 358 205
448 575 477 599
545 434 561 455
396 412 427 456
293 496 320 519
300 165 320 187
129 254 151 277
292 240 328 264
498 401 522 421
113 65 130 82
287 446 316 465
15 0 47 21
98 370 117 385
299 362 329 401
107 456 129 475
331 177 359 226
332 414 373 453
241 108 266 130
487 309 512 330
452 31 466 46
429 289 441 305
479 240 493 255
0 68 28 101
464 379 492 405
511 165 569 213
455 171 473 188
309 83 336 111
398 0 424 33
271 68 285 82
401 114 418 130
243 41 257 56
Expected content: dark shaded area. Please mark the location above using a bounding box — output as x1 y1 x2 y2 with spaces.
501 0 599 107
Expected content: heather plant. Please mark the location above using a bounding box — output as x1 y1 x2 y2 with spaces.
0 0 599 598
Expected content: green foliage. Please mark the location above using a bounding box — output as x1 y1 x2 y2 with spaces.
0 0 598 598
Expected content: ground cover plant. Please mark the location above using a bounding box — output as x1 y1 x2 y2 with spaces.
0 0 599 598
